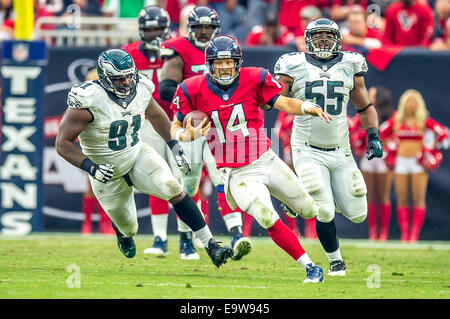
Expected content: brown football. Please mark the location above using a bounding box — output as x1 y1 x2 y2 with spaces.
182 110 210 128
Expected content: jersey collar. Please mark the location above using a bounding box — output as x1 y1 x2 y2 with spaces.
305 52 343 72
206 74 240 102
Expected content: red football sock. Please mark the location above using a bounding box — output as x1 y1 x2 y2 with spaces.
284 215 300 238
379 203 391 241
267 219 306 260
97 200 114 234
410 207 426 243
304 217 317 239
81 196 95 234
201 197 210 225
396 206 410 242
149 195 169 215
367 202 378 240
242 212 254 237
217 191 232 218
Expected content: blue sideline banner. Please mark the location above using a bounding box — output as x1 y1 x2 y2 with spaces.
0 40 47 234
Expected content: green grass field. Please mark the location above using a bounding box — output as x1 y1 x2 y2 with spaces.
0 234 449 299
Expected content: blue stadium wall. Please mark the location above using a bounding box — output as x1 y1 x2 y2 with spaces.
4 45 449 240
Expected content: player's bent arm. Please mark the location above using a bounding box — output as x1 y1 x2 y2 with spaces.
159 56 184 102
145 98 172 143
55 108 92 168
56 108 115 183
170 115 211 142
272 95 332 122
350 75 379 130
351 75 383 159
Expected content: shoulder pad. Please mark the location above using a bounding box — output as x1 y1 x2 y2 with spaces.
159 47 175 59
138 74 155 93
67 81 99 109
274 52 305 75
343 51 368 75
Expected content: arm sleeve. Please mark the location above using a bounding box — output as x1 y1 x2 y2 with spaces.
257 68 284 106
426 117 449 143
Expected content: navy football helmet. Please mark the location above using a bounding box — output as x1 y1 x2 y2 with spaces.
205 35 243 86
187 6 220 49
97 49 138 98
138 6 171 51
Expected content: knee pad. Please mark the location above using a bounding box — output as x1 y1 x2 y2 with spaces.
345 169 367 197
162 179 183 200
298 164 323 194
248 197 278 229
349 212 367 224
316 204 336 223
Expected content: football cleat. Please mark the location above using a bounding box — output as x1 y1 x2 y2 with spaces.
230 233 252 261
205 239 234 268
328 260 346 276
143 236 169 257
303 263 325 283
180 238 200 260
112 223 136 258
281 203 298 218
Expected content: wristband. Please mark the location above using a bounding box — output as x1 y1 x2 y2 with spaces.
167 139 179 150
80 157 95 175
175 128 184 141
366 127 380 140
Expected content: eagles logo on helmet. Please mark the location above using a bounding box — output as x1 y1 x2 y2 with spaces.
97 49 138 99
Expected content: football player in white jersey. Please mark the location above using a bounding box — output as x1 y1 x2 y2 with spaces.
55 48 234 268
274 18 383 276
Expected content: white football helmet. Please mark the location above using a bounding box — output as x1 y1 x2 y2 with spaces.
304 18 342 59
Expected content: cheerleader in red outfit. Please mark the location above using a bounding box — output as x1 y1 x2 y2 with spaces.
380 89 448 242
350 86 395 241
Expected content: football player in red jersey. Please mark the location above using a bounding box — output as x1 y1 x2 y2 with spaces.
159 6 253 261
123 6 180 258
170 35 332 283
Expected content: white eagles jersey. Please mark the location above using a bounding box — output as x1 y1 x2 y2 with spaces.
67 74 155 178
274 51 368 149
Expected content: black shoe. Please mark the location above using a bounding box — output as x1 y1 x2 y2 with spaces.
328 260 346 276
205 238 234 268
112 223 136 258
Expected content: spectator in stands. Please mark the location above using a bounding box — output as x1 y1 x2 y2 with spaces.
293 5 322 52
341 9 383 50
245 11 295 46
198 0 247 39
247 0 276 27
279 0 329 33
430 17 450 49
0 0 13 40
177 4 195 37
383 0 435 46
430 0 450 48
329 0 368 27
103 0 154 18
163 0 196 31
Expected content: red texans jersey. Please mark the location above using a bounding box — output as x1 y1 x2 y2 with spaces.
123 41 173 119
161 36 208 79
171 67 284 168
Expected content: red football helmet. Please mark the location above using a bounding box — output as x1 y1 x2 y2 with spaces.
417 148 443 172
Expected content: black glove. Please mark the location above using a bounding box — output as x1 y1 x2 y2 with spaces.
366 128 383 160
167 140 191 175
81 158 114 183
